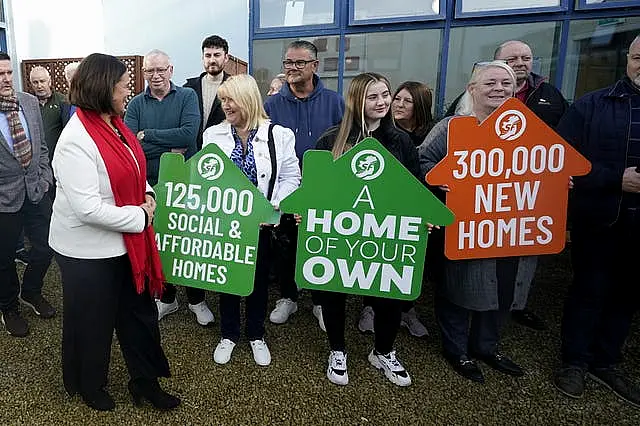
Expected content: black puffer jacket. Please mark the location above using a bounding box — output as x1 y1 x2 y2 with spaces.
315 117 422 181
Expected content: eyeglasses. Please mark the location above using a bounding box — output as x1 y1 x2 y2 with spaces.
282 59 316 70
142 66 171 76
471 60 508 74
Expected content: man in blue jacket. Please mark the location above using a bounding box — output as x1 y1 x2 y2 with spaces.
553 35 640 408
264 40 345 330
125 49 215 328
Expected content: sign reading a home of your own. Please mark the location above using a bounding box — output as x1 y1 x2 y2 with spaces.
280 138 453 301
153 144 277 296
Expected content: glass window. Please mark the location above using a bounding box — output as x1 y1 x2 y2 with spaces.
353 0 440 21
253 36 340 97
341 29 442 115
445 22 561 114
259 0 334 28
582 0 637 4
562 17 640 103
459 0 560 14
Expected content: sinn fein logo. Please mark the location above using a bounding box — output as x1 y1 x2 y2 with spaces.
351 150 385 181
495 110 527 141
197 153 225 180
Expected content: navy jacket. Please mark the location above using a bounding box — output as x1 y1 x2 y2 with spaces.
264 75 344 163
557 78 637 227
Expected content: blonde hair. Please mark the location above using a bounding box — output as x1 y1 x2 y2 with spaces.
331 72 393 159
218 74 269 131
455 61 517 117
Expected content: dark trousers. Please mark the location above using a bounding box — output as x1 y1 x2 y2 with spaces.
274 217 321 305
436 257 517 358
219 229 271 342
321 292 402 354
363 296 414 313
561 218 640 369
57 254 170 397
0 195 53 312
160 283 205 305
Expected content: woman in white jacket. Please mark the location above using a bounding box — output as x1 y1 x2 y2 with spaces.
203 74 301 366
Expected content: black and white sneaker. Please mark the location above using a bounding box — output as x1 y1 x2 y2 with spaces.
327 351 348 385
369 349 412 387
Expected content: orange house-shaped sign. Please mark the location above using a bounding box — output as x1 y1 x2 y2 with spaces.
426 98 591 260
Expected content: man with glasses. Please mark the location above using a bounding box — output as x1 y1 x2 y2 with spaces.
184 35 231 151
264 40 345 330
124 49 214 327
446 40 569 332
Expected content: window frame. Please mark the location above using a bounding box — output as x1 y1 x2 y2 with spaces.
455 0 568 18
254 0 340 34
576 0 640 11
348 0 445 25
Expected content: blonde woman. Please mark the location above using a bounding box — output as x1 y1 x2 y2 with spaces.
202 74 301 366
314 72 421 387
418 60 534 384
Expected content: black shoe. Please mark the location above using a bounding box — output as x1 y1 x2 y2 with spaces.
81 389 115 411
128 378 180 410
512 309 547 331
14 249 29 266
20 293 56 319
553 364 586 399
444 354 485 384
473 352 524 377
1 310 29 337
588 367 640 408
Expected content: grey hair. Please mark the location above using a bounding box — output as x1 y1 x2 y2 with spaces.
494 40 531 60
144 49 171 65
29 66 50 80
455 61 517 117
64 62 80 81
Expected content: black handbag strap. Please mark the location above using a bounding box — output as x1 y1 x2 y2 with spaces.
267 123 277 201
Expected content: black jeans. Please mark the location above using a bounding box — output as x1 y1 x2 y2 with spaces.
436 257 517 359
321 292 402 354
0 195 53 313
561 217 640 369
57 254 170 397
160 283 205 305
219 229 271 342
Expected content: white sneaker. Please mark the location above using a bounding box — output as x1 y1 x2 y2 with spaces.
213 338 236 364
313 305 326 332
156 299 179 321
250 339 271 366
326 351 348 385
269 298 297 324
188 301 215 326
401 308 429 338
368 349 411 387
358 306 375 333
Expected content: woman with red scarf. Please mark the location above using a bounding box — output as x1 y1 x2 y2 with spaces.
48 54 179 412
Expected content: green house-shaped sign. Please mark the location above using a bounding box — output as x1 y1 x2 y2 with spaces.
153 144 277 297
280 138 454 301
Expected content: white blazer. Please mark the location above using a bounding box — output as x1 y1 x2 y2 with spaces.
49 114 152 259
202 120 301 209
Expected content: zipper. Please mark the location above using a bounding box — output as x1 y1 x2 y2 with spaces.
610 95 632 226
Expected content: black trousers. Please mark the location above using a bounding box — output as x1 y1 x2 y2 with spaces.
160 283 205 305
436 257 518 359
219 229 271 342
273 216 321 305
0 195 53 313
363 296 414 314
561 215 640 369
57 254 170 397
320 292 402 354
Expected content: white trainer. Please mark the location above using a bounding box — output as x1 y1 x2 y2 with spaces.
401 308 429 338
269 298 297 324
188 301 215 326
312 305 326 332
213 338 236 364
326 351 348 385
156 299 179 321
250 339 272 366
368 349 412 387
358 306 375 333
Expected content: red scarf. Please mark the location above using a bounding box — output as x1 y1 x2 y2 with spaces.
76 108 164 296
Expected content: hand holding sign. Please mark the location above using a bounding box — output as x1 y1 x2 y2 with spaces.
426 98 591 260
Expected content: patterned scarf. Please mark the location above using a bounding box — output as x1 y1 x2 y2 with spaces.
0 92 32 168
230 126 258 186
